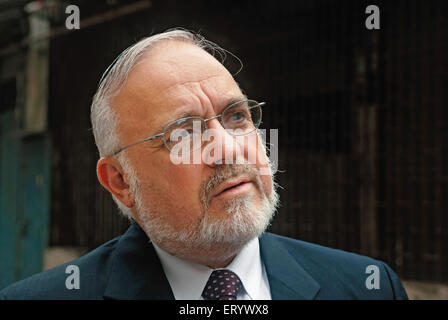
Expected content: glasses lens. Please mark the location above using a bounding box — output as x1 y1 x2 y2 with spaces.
222 100 262 136
163 117 205 155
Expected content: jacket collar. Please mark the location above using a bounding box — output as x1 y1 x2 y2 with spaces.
103 223 320 300
259 233 321 300
103 222 174 300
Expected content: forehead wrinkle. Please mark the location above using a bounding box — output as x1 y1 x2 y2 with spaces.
113 42 243 145
149 74 222 104
114 75 218 129
154 73 242 117
197 77 244 112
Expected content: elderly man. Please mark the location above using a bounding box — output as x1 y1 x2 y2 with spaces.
0 29 407 300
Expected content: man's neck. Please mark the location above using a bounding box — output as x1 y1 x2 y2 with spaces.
155 240 244 269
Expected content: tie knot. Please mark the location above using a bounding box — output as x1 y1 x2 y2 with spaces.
202 269 243 300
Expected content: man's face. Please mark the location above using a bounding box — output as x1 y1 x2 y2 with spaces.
111 40 277 261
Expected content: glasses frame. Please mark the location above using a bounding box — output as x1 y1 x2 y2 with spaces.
109 99 265 156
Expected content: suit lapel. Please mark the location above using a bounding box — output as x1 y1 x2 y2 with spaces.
259 233 321 300
103 224 319 300
103 222 174 300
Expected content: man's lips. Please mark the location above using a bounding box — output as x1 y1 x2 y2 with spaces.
212 176 253 198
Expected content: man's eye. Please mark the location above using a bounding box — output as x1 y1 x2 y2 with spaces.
181 128 194 136
228 111 248 123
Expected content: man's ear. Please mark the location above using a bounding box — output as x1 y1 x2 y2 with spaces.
97 157 135 208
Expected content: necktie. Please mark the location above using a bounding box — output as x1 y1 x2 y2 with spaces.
202 269 243 300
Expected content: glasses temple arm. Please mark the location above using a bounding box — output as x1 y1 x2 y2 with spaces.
110 133 164 156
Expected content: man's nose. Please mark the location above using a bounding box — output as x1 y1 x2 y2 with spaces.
202 119 246 168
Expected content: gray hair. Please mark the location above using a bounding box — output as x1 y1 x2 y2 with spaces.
90 29 229 219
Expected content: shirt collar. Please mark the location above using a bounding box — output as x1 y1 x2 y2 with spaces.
152 237 264 300
225 237 263 300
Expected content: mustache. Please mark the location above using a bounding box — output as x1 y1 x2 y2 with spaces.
200 164 262 209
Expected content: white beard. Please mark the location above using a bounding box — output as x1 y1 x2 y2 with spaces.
133 170 279 263
139 188 276 245
114 146 280 263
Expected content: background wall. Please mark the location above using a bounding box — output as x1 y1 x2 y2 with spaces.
1 0 447 292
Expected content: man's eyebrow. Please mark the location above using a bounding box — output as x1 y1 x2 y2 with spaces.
152 111 196 135
170 111 196 122
228 94 248 105
218 95 248 111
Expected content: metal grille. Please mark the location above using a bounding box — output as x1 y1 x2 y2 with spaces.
375 0 448 282
48 0 447 283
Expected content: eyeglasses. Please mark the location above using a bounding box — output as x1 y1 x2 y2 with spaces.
110 99 265 156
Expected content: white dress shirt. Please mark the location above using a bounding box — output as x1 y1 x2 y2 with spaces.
152 237 272 300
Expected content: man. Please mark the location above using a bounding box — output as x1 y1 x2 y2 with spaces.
0 29 408 300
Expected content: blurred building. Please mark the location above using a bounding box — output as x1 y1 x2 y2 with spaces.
0 0 447 289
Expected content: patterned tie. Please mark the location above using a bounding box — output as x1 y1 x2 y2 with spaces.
202 269 243 300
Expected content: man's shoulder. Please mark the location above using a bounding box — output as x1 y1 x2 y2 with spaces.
261 232 409 299
262 232 378 265
0 236 121 300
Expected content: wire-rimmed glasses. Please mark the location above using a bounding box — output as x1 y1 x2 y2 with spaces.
109 99 265 157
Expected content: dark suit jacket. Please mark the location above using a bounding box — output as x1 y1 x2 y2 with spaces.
0 222 408 300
